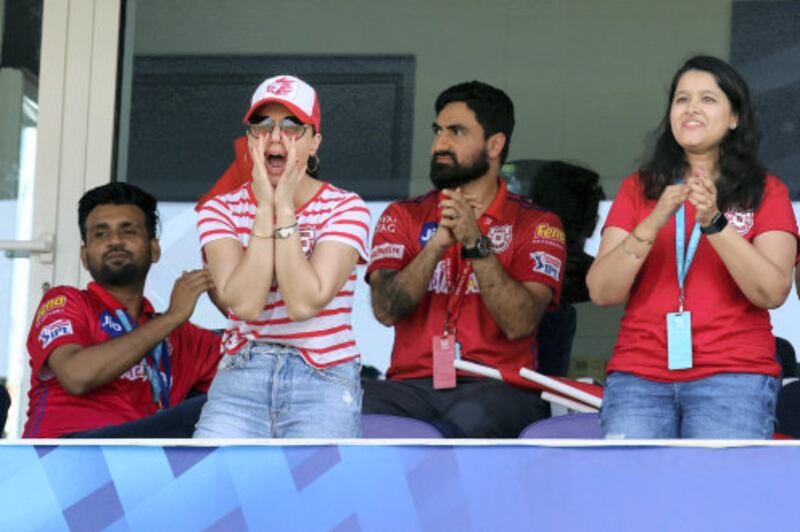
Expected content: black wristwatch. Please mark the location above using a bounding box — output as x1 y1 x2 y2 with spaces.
461 235 493 259
700 211 728 235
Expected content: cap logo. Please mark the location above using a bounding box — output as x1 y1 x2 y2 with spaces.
266 77 298 97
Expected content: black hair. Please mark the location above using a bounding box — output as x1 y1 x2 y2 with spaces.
640 55 765 211
78 182 159 242
435 81 515 164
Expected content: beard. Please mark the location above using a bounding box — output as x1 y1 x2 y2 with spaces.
87 247 151 287
429 147 490 190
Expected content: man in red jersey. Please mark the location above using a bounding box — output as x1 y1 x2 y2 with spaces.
364 81 566 437
23 183 221 438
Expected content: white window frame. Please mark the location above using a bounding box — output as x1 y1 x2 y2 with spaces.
5 0 122 437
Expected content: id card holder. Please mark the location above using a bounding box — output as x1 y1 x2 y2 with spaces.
432 334 457 389
666 311 693 370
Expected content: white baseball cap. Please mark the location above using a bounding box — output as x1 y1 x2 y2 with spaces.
242 74 321 132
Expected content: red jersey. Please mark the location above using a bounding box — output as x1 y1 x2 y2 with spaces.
23 283 222 438
367 179 566 380
605 173 798 381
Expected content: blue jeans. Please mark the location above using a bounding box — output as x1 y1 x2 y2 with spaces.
193 342 362 438
600 371 778 439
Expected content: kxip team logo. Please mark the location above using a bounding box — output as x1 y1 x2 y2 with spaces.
725 210 754 236
488 224 513 253
300 226 316 257
266 77 298 97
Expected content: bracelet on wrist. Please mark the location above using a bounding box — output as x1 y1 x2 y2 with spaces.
251 222 300 239
250 229 272 239
630 230 654 246
273 222 300 239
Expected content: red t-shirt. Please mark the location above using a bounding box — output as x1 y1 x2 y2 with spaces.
23 283 222 438
367 180 566 380
605 173 798 382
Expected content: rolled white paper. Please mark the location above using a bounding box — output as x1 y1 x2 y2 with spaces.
541 391 599 413
519 367 603 408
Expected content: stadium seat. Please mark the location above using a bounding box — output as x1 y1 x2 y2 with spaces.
359 414 447 438
518 413 603 439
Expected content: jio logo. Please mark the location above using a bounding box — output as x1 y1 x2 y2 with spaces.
100 311 125 337
419 222 438 245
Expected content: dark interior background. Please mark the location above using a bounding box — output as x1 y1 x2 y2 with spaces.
126 55 415 201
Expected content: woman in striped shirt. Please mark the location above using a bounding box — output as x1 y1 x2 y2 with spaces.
194 75 371 438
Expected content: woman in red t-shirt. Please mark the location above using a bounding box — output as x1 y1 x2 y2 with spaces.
587 55 798 439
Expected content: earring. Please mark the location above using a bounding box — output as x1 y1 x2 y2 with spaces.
307 153 320 173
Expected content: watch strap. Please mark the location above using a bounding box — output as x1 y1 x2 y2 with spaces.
700 212 727 235
461 235 493 259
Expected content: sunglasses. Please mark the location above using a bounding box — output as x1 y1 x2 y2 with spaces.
247 116 309 139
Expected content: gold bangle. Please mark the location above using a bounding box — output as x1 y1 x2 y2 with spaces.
250 230 272 239
630 230 654 246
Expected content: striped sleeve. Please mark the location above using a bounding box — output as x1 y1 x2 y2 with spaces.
317 193 371 262
197 196 240 247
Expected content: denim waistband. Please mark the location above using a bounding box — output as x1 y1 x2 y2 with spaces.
248 341 299 357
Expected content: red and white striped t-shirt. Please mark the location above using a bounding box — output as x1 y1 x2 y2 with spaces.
197 181 370 367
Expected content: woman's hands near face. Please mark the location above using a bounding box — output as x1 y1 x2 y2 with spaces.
248 133 274 206
275 133 307 212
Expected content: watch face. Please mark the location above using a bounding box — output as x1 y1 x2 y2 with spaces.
276 224 299 239
461 234 494 259
476 235 493 257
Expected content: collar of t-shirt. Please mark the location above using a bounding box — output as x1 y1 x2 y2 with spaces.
87 282 155 323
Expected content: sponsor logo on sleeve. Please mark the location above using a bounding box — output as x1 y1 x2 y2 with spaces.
725 210 754 236
427 259 452 294
100 311 126 338
35 295 67 325
533 223 566 248
419 222 438 245
488 224 513 253
39 319 73 348
300 226 316 257
375 214 398 234
530 251 562 281
370 243 405 262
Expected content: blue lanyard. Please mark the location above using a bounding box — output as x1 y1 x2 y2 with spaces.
114 309 171 409
675 204 702 313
